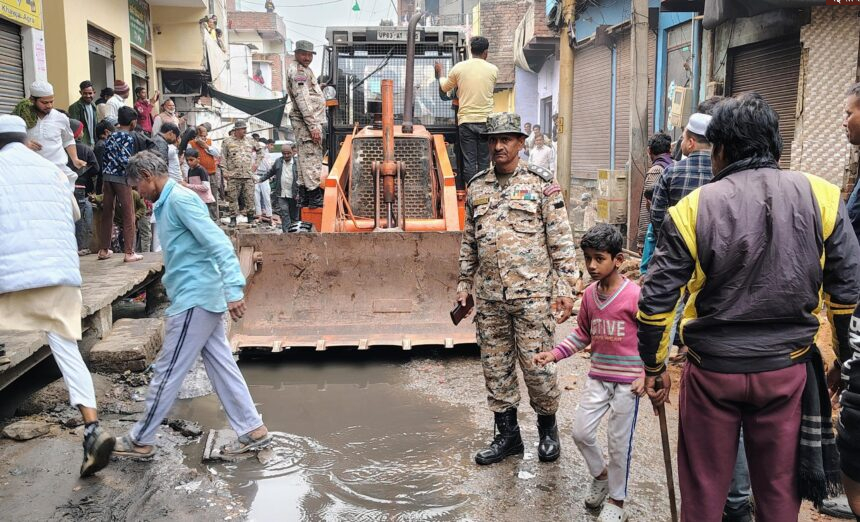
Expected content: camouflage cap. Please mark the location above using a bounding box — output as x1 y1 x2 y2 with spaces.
234 119 248 129
483 112 528 137
295 40 316 54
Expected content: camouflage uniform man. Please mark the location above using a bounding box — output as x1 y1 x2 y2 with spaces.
221 120 261 225
286 40 326 208
457 112 579 465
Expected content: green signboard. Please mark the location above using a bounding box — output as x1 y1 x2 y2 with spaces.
128 0 152 51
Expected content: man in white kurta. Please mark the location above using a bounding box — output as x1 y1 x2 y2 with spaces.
0 115 115 478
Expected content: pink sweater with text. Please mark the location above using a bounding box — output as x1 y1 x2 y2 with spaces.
552 278 644 384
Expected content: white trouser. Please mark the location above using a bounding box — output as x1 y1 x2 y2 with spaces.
571 377 640 501
47 332 97 409
254 181 272 217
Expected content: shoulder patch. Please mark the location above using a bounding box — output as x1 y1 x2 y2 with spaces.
543 183 561 196
527 165 554 182
466 168 490 186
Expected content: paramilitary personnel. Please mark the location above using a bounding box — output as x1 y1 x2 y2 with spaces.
286 40 326 208
220 119 261 226
457 112 579 465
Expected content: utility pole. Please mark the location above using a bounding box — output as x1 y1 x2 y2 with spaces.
555 0 575 204
627 0 649 248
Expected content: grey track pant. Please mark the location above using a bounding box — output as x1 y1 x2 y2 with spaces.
130 307 264 445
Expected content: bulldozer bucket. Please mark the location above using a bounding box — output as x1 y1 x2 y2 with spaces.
230 231 476 352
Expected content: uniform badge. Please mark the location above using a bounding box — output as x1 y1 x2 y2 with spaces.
510 190 538 201
472 196 490 206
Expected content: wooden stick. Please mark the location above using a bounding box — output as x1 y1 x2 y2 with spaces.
655 376 679 522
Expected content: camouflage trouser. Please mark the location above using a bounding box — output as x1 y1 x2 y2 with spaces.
225 176 255 218
475 297 560 415
290 116 324 191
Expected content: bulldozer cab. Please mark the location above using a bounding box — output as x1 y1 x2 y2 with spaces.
321 26 467 184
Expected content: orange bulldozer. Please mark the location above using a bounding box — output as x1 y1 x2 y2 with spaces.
230 14 475 355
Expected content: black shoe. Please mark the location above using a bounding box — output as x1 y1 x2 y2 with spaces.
537 414 561 462
819 495 855 519
80 424 115 477
475 409 524 465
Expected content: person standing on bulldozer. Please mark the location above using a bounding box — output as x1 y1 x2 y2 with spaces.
221 119 262 226
457 112 579 466
286 40 326 209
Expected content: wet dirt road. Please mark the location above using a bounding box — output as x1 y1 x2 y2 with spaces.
164 349 672 521
0 347 836 521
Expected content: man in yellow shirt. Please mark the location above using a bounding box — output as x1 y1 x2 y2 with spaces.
435 36 498 183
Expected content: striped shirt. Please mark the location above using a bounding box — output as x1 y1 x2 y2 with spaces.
552 278 644 384
649 150 712 239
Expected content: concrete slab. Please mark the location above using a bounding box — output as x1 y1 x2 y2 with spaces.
0 331 50 392
0 253 164 389
79 253 164 317
90 318 164 373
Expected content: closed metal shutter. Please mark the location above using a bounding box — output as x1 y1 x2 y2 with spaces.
571 43 612 180
131 48 147 79
729 37 801 169
0 19 23 115
88 25 115 58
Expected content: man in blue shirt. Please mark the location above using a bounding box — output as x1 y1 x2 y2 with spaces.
112 150 271 459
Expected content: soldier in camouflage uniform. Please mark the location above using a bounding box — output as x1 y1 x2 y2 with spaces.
286 40 326 208
457 112 579 466
221 120 262 225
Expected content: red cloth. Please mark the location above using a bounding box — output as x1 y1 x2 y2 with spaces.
135 99 153 133
677 362 806 522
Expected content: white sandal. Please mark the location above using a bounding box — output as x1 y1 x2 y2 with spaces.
585 477 609 508
597 503 628 522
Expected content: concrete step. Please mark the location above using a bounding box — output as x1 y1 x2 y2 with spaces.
90 318 164 373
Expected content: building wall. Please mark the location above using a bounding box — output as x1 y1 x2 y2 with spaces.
152 6 208 71
43 0 134 108
493 88 514 113
514 66 539 126
792 6 860 187
537 56 558 116
477 0 527 88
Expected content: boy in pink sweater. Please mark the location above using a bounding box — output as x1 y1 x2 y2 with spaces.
535 223 644 522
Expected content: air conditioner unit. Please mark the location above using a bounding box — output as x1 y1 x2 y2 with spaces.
596 169 627 225
669 86 692 129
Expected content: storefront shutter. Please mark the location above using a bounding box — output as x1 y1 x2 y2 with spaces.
131 47 148 79
570 43 612 181
0 19 24 115
729 37 801 169
88 25 115 59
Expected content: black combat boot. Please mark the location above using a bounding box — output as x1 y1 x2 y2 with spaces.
475 409 524 465
537 414 561 462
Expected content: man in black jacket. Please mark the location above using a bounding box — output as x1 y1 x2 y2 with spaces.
257 143 300 232
638 93 860 521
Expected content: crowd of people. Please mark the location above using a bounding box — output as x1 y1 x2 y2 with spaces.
454 85 860 521
7 74 320 261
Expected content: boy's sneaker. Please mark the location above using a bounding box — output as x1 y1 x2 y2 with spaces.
597 503 628 522
80 424 115 477
585 477 609 508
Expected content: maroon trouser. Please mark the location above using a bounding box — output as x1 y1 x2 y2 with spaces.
678 362 806 522
100 181 137 255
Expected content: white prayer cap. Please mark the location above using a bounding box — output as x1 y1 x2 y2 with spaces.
0 115 27 134
685 112 712 137
29 80 54 98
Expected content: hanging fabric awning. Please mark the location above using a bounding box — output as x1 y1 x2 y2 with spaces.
207 83 289 128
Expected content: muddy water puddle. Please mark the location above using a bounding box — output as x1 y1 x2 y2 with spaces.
171 355 474 521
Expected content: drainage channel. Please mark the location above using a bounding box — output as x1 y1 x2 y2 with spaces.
170 352 476 521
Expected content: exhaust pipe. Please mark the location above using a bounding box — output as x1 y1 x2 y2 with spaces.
402 11 424 135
